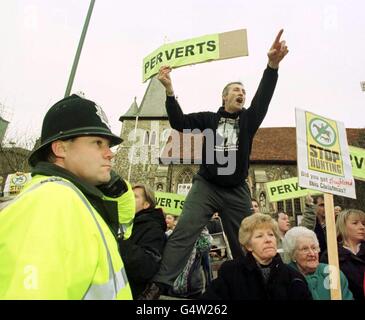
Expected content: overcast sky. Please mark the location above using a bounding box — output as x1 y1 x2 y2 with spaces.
1 0 364 146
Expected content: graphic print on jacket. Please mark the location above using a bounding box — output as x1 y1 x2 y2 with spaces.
215 117 240 152
211 116 240 176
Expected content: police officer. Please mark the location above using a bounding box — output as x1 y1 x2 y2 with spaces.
0 94 133 299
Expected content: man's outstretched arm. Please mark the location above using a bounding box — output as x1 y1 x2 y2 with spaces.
158 65 211 131
248 29 289 134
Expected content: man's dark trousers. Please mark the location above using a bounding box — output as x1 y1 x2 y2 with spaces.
153 174 252 287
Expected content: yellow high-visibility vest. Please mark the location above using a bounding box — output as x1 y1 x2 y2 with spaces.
104 179 135 240
0 175 133 300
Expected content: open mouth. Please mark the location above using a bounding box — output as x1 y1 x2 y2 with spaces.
236 97 243 103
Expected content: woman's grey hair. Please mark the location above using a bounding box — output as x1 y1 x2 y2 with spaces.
282 226 319 263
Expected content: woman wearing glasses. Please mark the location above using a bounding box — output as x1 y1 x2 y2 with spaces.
283 226 353 300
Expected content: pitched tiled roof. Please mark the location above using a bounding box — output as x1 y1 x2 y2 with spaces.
251 127 297 162
160 127 365 163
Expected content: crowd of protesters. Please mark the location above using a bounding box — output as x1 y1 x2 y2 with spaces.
0 28 364 301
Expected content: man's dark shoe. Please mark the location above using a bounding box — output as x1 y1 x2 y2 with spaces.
138 283 162 300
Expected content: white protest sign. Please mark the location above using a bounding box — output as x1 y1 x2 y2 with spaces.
296 109 356 199
3 172 32 196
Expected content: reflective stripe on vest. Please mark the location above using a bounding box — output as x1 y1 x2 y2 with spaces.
119 219 133 236
15 177 129 300
83 267 129 300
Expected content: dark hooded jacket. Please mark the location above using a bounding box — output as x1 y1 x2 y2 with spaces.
321 241 365 301
119 207 167 298
201 252 312 300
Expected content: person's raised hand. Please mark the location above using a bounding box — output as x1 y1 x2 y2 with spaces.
158 66 174 96
267 29 289 69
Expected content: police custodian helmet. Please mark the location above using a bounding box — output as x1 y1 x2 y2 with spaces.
28 94 123 167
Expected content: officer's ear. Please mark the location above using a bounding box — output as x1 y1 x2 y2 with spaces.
51 140 68 159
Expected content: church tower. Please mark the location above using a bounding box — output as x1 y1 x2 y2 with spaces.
114 76 171 190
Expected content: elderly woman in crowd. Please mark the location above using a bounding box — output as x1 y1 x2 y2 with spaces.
321 209 365 300
283 226 353 300
201 214 312 300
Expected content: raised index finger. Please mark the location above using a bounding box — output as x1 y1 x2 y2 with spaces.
272 29 284 46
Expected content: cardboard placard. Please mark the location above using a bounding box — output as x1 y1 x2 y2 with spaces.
142 29 248 82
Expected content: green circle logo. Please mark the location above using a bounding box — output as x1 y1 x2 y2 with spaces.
309 118 337 147
11 174 27 186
